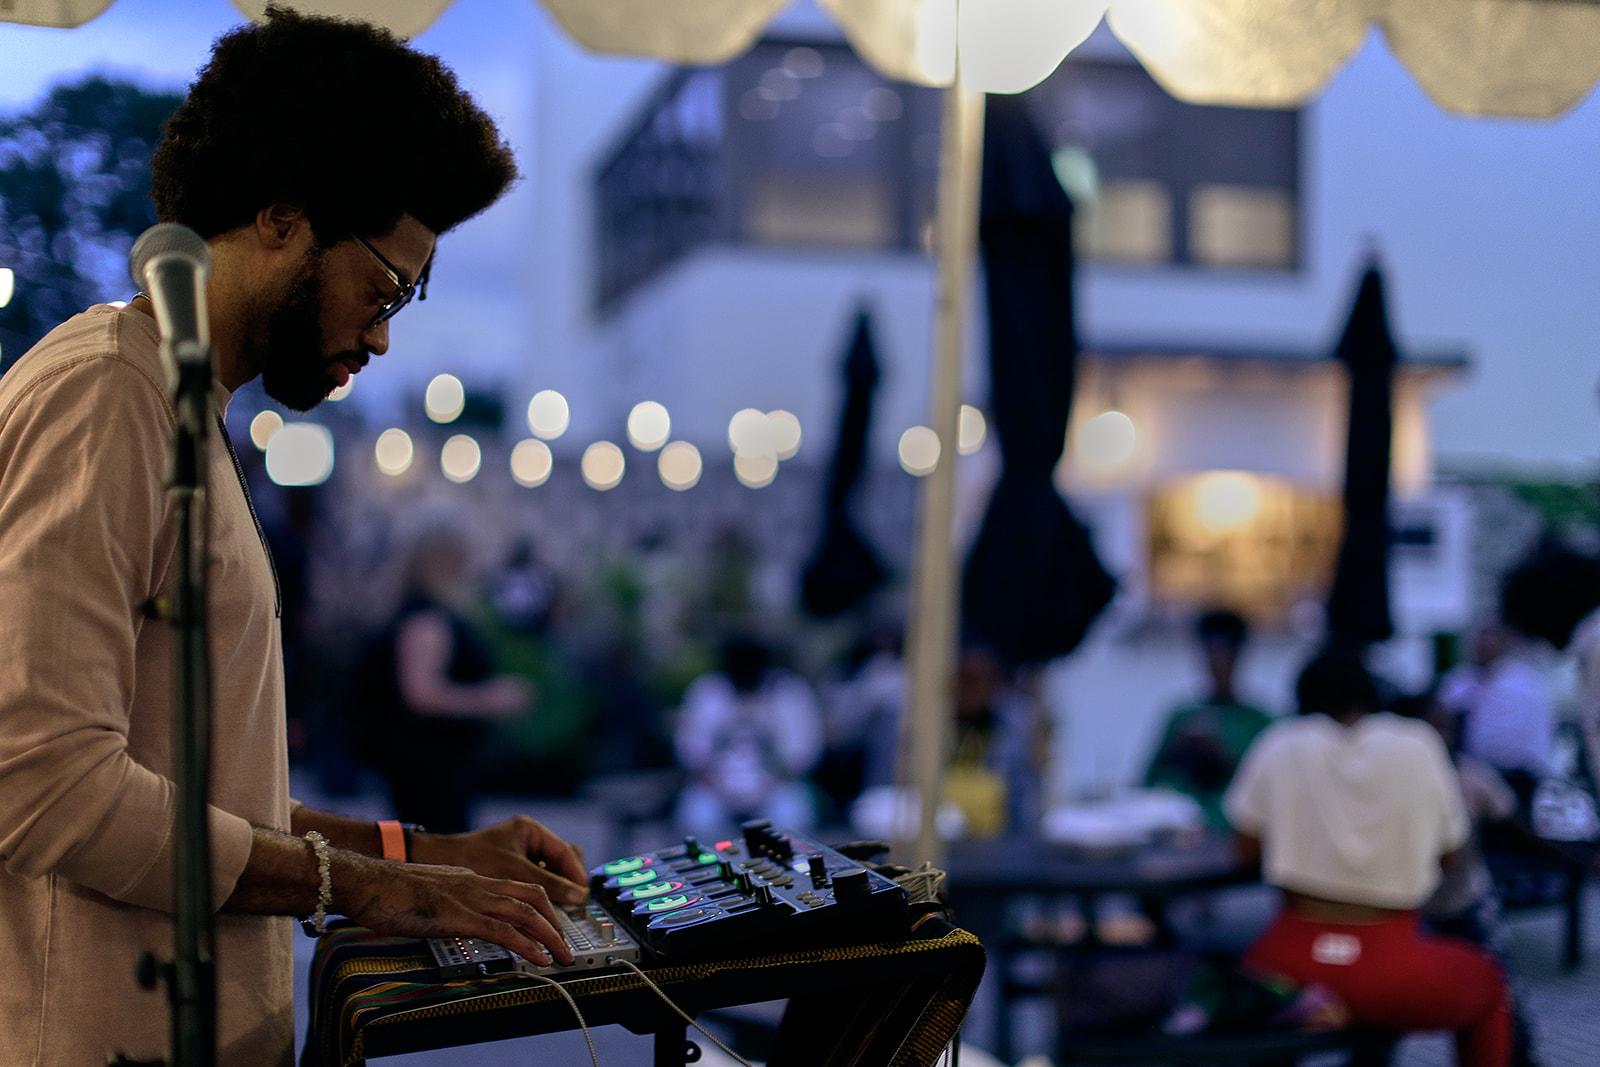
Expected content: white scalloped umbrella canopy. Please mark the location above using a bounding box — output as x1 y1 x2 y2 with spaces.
817 0 958 85
820 0 1109 94
7 0 1600 116
1107 0 1371 108
0 0 112 26
538 0 790 66
1381 0 1600 118
228 0 452 38
1108 0 1600 118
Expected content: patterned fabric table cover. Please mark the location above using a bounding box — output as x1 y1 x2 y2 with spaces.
302 914 985 1066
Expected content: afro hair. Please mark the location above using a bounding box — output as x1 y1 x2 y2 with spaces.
150 5 517 242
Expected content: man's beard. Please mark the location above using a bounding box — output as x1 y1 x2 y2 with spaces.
255 255 365 412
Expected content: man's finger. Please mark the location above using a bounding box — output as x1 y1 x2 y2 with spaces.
469 914 554 967
502 855 587 906
481 894 573 966
515 818 589 885
487 875 568 929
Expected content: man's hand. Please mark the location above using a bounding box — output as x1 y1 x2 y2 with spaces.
410 816 590 907
333 851 575 967
225 826 579 965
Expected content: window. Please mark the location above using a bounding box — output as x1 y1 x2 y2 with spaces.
1027 58 1302 270
594 41 939 313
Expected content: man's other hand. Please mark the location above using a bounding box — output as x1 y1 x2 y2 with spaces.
410 816 589 907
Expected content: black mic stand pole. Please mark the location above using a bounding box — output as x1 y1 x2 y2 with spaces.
119 324 219 1067
165 327 219 1066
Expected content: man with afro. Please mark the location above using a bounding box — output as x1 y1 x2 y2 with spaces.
0 9 585 1063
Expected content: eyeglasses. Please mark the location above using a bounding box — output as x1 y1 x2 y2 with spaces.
352 234 431 328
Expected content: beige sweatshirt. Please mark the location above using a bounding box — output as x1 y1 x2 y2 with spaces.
0 305 293 1065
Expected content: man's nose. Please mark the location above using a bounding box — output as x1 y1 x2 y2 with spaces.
360 318 390 357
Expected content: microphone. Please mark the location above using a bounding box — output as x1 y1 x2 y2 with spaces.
129 223 212 384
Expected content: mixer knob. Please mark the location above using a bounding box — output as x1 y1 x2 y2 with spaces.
718 859 735 881
741 819 773 853
734 871 753 894
754 884 775 907
598 920 616 945
832 867 871 903
683 835 702 857
807 854 829 886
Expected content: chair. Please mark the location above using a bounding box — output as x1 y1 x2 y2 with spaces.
1483 837 1589 971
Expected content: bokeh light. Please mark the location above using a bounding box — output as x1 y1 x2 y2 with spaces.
783 46 824 78
898 426 941 476
581 441 625 490
958 404 987 455
734 452 778 488
440 434 481 483
658 441 703 491
264 423 334 487
374 428 414 477
510 438 553 488
327 376 354 402
767 410 802 460
727 408 772 456
627 401 671 451
248 410 283 451
527 389 570 439
1078 410 1137 468
0 267 13 309
1193 471 1262 532
424 374 465 423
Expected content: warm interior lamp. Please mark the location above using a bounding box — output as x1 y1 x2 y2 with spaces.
1192 470 1262 533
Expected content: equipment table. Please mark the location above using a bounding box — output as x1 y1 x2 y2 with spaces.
302 916 985 1066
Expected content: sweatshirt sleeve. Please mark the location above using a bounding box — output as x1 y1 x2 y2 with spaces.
0 349 253 911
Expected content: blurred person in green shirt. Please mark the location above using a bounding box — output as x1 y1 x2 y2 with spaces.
1144 609 1274 829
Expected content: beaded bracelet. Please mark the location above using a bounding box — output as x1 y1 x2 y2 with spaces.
299 831 332 938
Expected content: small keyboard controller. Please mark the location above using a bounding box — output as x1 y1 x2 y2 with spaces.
427 900 642 980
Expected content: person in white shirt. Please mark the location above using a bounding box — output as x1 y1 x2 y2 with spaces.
674 635 824 836
1440 624 1557 801
1226 648 1513 1067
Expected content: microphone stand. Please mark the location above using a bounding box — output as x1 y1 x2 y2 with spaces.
167 332 219 1066
119 329 219 1066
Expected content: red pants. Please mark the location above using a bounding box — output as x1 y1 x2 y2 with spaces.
1245 908 1511 1067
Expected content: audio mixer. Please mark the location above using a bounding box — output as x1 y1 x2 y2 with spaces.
427 821 909 977
589 820 909 960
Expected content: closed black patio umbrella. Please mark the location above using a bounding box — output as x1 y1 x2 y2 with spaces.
801 307 889 618
961 94 1113 667
1325 260 1398 647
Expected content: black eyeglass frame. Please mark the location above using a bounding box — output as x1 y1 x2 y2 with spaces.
351 234 431 327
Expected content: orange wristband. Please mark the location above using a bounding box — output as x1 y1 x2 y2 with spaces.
377 819 407 863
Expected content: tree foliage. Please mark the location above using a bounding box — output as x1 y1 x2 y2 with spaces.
0 76 181 366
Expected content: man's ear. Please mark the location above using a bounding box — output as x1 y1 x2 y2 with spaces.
255 204 309 250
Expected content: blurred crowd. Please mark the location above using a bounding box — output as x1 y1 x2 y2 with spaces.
258 470 1600 1064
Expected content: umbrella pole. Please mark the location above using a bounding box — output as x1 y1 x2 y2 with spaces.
896 84 985 869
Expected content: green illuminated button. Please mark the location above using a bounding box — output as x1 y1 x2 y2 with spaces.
630 879 685 899
615 868 660 887
643 894 692 913
602 856 649 876
694 851 718 866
